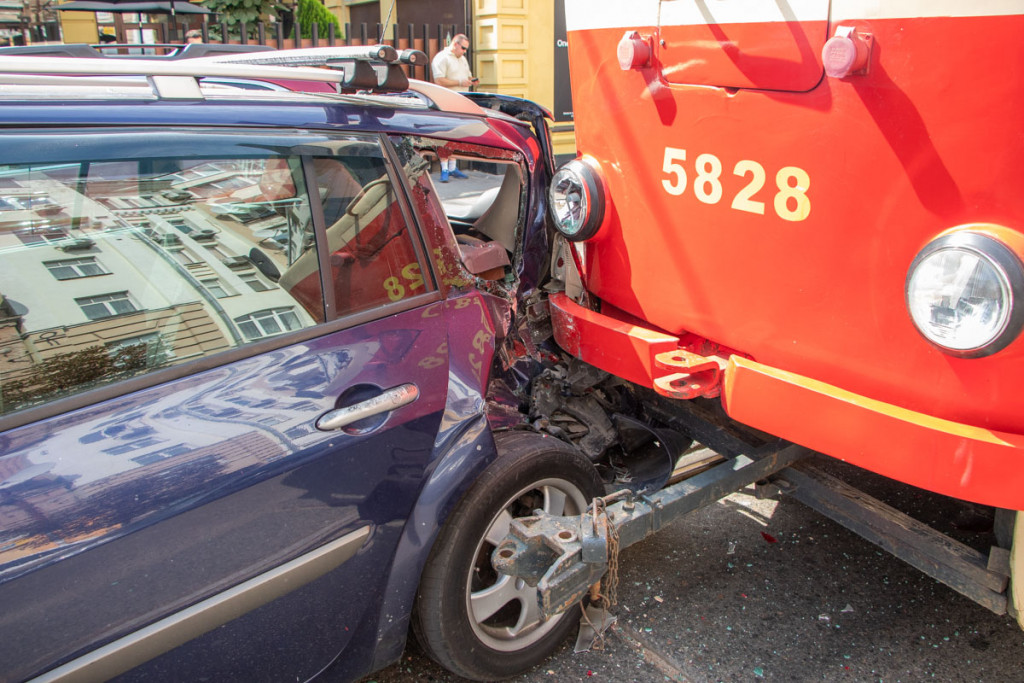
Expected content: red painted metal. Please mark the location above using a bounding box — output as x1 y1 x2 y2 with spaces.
561 3 1024 507
723 356 1024 510
658 17 828 90
653 349 722 400
549 292 726 399
549 291 679 389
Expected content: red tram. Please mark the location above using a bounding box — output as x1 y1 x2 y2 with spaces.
549 0 1024 509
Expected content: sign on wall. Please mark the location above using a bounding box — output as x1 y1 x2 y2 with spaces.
554 0 573 122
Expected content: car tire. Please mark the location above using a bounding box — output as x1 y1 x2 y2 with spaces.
412 430 604 680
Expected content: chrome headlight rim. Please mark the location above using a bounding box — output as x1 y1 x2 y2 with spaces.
548 158 605 242
905 231 1024 358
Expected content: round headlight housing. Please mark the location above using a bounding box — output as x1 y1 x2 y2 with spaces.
905 231 1024 357
548 158 605 241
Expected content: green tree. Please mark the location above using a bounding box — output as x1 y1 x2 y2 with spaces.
2 342 161 414
296 0 340 38
202 0 285 35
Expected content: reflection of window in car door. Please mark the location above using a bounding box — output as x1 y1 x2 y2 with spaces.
0 148 336 417
256 156 324 320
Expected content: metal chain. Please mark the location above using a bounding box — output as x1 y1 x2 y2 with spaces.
577 496 621 652
604 502 620 606
590 496 620 607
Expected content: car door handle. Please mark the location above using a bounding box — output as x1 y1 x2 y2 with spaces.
315 383 420 431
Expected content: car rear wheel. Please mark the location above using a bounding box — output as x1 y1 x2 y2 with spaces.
412 430 604 680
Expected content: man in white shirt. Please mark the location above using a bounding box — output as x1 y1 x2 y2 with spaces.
431 34 476 181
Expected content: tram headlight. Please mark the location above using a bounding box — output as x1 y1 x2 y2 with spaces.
905 231 1024 357
548 157 605 241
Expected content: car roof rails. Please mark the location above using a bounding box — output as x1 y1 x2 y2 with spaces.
0 44 104 58
0 55 348 99
0 43 276 60
0 47 487 115
189 45 486 114
170 43 276 60
193 45 423 89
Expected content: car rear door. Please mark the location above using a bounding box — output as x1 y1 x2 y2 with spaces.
0 128 447 681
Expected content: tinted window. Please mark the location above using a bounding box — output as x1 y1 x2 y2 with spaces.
289 148 429 317
0 130 428 417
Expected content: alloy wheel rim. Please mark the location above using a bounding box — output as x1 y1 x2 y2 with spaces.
465 476 589 652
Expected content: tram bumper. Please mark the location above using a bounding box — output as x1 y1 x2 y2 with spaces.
723 356 1024 510
548 292 1024 510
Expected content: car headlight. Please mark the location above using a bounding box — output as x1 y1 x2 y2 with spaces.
548 157 605 241
905 231 1024 357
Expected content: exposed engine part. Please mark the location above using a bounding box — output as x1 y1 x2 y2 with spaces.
527 356 692 495
559 395 617 459
565 357 609 392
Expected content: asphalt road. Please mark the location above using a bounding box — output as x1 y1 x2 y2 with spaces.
366 458 1024 683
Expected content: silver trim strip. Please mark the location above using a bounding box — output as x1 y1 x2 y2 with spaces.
33 526 371 683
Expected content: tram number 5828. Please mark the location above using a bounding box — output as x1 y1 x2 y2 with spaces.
661 147 811 222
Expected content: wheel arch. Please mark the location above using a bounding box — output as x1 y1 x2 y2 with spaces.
363 428 589 677
360 414 502 676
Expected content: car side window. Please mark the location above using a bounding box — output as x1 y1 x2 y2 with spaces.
301 144 427 316
0 132 427 418
0 153 323 417
390 135 526 284
0 131 432 419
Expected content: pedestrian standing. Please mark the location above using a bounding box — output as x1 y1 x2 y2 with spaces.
431 34 477 181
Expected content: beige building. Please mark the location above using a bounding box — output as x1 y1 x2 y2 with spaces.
340 0 576 160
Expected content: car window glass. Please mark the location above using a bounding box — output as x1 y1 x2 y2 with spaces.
0 153 324 417
390 136 524 254
301 147 427 316
0 131 433 420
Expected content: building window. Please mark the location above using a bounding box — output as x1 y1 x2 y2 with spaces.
238 270 273 292
44 256 108 280
207 176 252 192
76 292 137 320
168 247 200 265
105 436 163 456
131 443 190 466
17 229 68 246
234 307 301 340
204 242 232 260
201 277 231 298
169 218 192 234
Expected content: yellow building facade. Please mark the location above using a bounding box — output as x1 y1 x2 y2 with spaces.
472 0 575 160
340 0 576 160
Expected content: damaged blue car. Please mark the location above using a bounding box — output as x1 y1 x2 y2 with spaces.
0 48 602 682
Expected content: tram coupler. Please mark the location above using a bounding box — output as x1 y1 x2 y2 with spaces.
490 505 610 617
492 444 810 620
